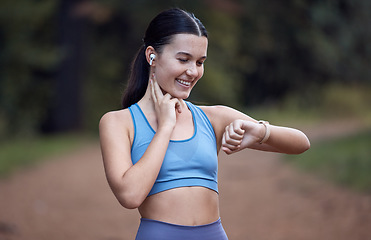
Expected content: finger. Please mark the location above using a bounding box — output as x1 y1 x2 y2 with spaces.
222 132 239 154
222 145 239 155
168 97 182 113
222 132 241 149
163 93 172 100
175 100 182 114
222 141 240 151
225 126 243 145
222 146 232 155
222 136 242 151
150 77 157 103
234 121 245 135
176 99 185 114
229 122 244 140
153 76 164 101
223 126 230 142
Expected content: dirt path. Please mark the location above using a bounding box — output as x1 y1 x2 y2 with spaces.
1 121 370 240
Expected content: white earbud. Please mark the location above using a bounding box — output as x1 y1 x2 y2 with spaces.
149 54 156 65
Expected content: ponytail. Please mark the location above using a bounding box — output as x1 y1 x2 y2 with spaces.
121 45 149 109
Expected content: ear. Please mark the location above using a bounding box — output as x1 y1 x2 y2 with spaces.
145 46 157 66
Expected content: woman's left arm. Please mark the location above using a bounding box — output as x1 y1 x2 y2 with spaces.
201 105 310 155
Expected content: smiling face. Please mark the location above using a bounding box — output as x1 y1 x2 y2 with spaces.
153 34 208 99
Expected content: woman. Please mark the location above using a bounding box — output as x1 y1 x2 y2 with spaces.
99 8 310 240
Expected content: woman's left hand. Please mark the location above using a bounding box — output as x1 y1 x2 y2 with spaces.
221 119 263 154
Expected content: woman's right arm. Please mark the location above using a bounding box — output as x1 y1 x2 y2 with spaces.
99 79 180 209
99 111 172 209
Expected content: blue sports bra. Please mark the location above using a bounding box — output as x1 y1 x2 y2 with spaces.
128 101 218 196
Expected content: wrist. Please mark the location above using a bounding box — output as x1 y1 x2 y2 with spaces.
157 124 175 137
258 120 270 144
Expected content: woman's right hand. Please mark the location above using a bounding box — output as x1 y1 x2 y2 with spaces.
150 74 181 132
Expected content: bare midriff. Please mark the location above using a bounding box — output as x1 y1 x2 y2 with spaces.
138 186 220 226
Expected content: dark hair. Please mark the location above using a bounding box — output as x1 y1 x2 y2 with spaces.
121 8 208 109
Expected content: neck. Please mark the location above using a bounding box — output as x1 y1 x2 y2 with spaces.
138 82 187 113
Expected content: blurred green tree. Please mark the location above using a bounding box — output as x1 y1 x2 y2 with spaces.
0 0 59 138
0 0 370 138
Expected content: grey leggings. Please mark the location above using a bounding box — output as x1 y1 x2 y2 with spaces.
135 218 229 240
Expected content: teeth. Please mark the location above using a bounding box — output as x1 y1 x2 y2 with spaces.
177 79 191 86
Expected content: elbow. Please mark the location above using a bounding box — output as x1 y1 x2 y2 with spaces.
115 190 146 209
297 140 310 154
118 199 141 210
304 138 311 152
301 134 311 153
291 136 311 155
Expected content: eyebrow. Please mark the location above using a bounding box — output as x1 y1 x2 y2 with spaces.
176 51 207 60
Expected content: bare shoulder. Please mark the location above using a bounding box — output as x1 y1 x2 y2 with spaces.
99 108 134 142
99 109 132 129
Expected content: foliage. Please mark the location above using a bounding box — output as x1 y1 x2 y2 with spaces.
236 0 371 106
286 130 371 193
318 84 371 122
0 0 370 137
246 83 371 131
0 0 59 138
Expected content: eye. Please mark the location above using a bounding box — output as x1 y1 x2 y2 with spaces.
197 61 205 66
178 58 188 63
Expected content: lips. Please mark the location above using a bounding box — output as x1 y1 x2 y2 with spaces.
176 79 192 87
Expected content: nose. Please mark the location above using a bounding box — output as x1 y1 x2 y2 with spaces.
186 64 198 78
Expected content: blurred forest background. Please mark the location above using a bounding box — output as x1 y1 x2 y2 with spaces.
1 2 371 238
0 0 370 139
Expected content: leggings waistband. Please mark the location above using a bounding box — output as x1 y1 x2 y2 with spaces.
135 218 228 240
141 218 221 228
